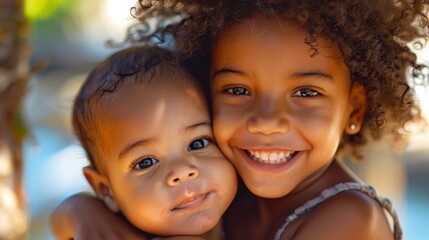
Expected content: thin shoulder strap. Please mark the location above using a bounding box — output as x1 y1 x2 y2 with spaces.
273 182 402 240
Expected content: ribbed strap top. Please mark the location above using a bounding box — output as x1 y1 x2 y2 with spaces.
273 182 402 240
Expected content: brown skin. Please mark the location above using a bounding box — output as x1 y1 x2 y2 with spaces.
135 0 426 157
83 70 236 236
50 194 219 240
211 16 392 240
52 1 422 237
51 19 395 240
51 50 237 239
52 163 392 240
223 161 393 240
50 193 146 240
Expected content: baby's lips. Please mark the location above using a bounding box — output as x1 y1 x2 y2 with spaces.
172 192 210 210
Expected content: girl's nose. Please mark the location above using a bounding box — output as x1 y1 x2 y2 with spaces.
247 97 289 134
166 163 199 187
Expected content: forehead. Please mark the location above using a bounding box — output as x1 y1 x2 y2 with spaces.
104 66 206 112
94 67 208 161
211 15 347 75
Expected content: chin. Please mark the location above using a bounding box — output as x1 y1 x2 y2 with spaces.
246 181 291 199
251 189 286 199
174 212 220 236
179 220 218 235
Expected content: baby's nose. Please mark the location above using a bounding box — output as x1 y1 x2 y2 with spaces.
167 165 199 187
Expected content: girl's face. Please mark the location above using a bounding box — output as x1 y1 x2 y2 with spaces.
90 69 237 235
210 16 365 198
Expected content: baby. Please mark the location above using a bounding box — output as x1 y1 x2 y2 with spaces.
67 46 237 239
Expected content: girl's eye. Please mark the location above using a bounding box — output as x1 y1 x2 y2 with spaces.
225 87 250 95
188 138 210 151
293 89 319 97
133 157 158 170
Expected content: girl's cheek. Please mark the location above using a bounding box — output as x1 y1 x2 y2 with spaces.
293 106 333 127
292 106 346 147
212 116 229 144
212 114 237 155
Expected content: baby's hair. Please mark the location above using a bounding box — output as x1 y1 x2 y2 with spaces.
73 46 178 169
130 0 429 159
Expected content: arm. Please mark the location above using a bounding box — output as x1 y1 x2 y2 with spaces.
50 193 146 240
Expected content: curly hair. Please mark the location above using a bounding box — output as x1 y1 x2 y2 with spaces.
130 0 429 159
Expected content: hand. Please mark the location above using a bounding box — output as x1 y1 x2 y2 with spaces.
50 193 147 240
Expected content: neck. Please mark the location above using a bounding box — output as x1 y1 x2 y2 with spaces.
254 160 357 228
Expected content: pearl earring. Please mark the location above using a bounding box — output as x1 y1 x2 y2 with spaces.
350 123 356 131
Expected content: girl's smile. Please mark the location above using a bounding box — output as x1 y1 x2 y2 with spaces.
246 149 297 164
240 148 304 173
211 15 365 198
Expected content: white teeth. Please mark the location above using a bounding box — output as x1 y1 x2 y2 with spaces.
246 150 296 164
261 152 269 161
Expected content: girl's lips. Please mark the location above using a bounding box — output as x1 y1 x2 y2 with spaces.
172 192 211 211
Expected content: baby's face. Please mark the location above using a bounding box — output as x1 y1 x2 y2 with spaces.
96 68 237 235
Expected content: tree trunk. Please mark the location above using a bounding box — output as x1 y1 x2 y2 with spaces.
0 0 30 238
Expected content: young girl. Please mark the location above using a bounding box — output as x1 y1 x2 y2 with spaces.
51 0 428 239
51 46 237 239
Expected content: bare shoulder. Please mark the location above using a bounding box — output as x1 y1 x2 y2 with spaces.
288 190 394 240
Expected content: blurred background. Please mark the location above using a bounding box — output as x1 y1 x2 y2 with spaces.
8 0 429 239
22 0 138 238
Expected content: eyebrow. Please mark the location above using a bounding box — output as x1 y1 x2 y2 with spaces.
212 68 333 82
118 138 154 161
212 68 245 80
118 120 211 160
185 120 211 131
291 70 334 81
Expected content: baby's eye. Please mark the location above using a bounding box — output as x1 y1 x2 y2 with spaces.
293 88 319 97
225 87 250 95
133 157 158 170
188 138 211 151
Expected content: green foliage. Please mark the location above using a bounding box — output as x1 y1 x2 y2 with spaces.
25 0 78 21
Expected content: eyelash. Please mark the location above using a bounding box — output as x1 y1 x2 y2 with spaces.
224 86 250 96
128 136 215 170
223 86 321 98
188 135 215 151
292 88 320 97
130 156 158 171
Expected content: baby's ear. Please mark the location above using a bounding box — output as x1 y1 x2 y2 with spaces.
345 82 367 135
83 166 119 213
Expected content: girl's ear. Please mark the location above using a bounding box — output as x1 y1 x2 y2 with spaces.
345 82 367 135
83 166 119 212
